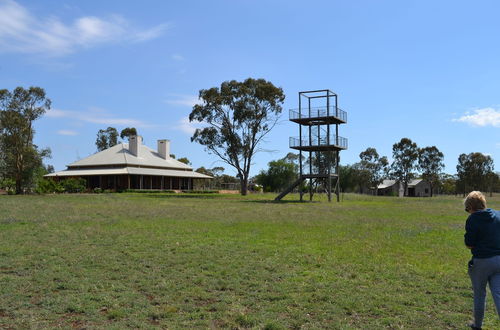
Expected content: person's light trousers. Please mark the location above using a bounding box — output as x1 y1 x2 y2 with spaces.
468 255 500 327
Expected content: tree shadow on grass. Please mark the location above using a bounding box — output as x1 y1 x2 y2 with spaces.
143 194 226 200
242 199 318 204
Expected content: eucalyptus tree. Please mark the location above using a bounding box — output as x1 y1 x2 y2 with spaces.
95 127 119 151
0 87 51 193
120 127 137 141
189 78 285 195
359 147 389 195
418 146 444 197
456 152 495 196
391 138 419 196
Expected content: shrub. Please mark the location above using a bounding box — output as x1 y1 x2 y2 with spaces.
61 178 86 193
1 178 16 194
35 178 63 194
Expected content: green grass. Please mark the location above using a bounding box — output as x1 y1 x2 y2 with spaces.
0 192 499 329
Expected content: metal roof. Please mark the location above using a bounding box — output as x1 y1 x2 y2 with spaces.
45 167 212 179
377 180 396 189
407 179 423 187
377 179 425 189
67 143 192 170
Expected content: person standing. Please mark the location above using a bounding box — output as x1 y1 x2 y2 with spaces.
464 191 500 329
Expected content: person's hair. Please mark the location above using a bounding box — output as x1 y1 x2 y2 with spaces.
464 191 487 212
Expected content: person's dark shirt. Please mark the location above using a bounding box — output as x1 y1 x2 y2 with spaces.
465 208 500 258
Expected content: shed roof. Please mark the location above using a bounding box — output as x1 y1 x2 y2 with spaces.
377 179 426 189
407 179 423 187
378 180 396 189
68 143 191 170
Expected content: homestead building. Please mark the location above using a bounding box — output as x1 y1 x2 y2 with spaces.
45 136 211 190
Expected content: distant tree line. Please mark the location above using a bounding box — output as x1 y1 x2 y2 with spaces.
254 137 499 196
194 166 241 190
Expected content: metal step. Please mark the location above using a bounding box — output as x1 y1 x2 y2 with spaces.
274 177 306 201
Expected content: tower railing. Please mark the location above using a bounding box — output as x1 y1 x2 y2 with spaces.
289 106 347 122
289 135 348 149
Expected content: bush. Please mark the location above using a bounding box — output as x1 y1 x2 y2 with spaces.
61 178 86 193
1 178 16 194
35 178 63 194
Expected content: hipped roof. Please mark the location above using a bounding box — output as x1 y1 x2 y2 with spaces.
67 143 191 170
45 167 212 179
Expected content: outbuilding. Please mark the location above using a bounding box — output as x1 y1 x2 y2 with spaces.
377 179 432 197
45 136 211 190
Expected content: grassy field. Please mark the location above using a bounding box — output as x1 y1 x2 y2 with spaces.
0 192 499 329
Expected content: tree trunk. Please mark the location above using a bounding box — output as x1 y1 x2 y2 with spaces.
430 183 433 197
15 177 22 194
240 177 248 196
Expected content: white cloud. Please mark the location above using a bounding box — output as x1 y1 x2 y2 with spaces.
175 116 205 135
46 108 149 127
132 23 171 42
0 0 169 56
165 94 200 107
453 107 500 127
57 129 78 136
171 53 184 61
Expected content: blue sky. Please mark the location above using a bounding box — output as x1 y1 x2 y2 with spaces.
1 0 499 176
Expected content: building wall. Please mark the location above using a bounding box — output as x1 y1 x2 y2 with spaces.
412 181 431 197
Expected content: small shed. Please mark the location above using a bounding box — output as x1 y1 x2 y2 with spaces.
377 179 432 197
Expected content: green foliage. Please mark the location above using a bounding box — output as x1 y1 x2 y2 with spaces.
61 178 87 193
0 177 16 194
95 127 118 152
0 86 51 194
351 163 371 193
255 159 297 192
195 166 211 176
358 147 389 194
35 178 63 194
418 146 445 197
189 78 285 195
339 164 369 193
305 151 337 176
456 152 495 195
391 138 419 196
177 157 191 165
441 173 457 195
119 127 137 140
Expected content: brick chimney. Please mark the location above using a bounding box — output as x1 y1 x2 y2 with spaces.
129 135 142 156
157 139 170 159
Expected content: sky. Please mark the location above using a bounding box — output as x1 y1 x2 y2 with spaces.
0 0 499 177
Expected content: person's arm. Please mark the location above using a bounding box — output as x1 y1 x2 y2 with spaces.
464 216 477 249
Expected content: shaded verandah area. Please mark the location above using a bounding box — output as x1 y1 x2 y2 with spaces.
57 175 193 191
